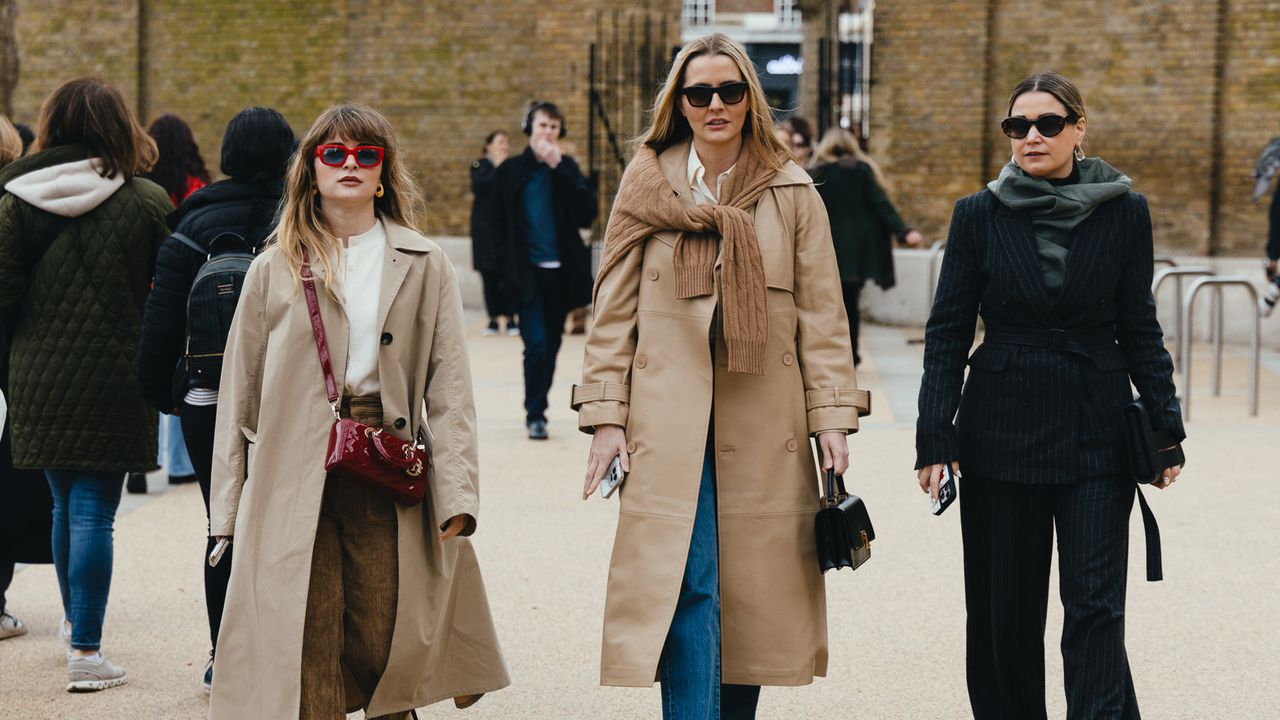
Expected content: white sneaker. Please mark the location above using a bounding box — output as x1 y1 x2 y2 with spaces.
67 653 128 692
0 612 26 639
59 617 71 647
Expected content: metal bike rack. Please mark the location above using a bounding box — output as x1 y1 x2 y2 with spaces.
1154 255 1178 270
1180 276 1261 420
926 240 947 310
1152 267 1214 367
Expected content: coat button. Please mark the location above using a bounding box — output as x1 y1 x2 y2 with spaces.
626 441 637 453
394 418 406 430
380 332 393 345
782 353 794 366
647 268 660 281
786 439 798 452
635 355 647 369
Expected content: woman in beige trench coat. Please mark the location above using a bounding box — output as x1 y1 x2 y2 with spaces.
208 104 508 719
575 34 871 719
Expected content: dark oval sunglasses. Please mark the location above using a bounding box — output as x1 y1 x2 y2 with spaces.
1000 113 1079 140
680 81 749 108
314 144 385 168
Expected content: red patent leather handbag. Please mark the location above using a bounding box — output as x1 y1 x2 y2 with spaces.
301 250 429 506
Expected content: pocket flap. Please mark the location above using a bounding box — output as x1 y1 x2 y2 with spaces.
967 345 1012 372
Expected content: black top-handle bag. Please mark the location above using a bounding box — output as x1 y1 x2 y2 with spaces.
814 465 875 573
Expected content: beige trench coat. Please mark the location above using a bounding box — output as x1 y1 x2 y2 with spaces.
208 221 509 718
573 142 871 688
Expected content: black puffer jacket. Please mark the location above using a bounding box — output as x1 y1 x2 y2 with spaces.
135 178 283 412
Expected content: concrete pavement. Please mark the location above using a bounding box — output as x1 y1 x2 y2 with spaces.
1 320 1277 719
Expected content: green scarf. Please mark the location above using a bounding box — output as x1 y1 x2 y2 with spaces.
988 157 1131 296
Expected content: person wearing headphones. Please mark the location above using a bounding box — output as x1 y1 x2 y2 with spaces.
493 101 597 440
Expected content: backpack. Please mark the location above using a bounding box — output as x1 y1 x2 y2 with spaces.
173 231 255 391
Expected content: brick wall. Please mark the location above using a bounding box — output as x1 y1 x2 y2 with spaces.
867 0 992 234
871 0 1280 255
9 0 680 237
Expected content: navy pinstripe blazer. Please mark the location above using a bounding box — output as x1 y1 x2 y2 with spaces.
916 189 1185 484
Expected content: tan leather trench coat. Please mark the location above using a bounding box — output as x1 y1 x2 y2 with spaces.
208 221 508 718
573 142 871 687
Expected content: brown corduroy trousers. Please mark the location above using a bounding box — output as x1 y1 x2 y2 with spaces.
299 396 409 720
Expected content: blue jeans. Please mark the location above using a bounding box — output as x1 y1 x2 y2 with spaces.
518 267 567 424
160 412 194 477
45 470 124 650
659 437 761 720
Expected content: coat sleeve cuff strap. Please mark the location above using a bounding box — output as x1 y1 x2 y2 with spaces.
804 387 872 417
571 382 631 409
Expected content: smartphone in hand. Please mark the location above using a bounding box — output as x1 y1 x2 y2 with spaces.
930 466 958 516
600 456 627 499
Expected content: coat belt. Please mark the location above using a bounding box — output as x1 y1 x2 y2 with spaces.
981 324 1117 356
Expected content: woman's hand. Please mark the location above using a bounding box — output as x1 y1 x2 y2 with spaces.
584 424 629 500
439 515 470 541
1152 463 1181 489
817 431 850 476
917 462 960 502
903 229 925 247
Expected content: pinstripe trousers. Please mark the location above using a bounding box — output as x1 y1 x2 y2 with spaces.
961 474 1140 720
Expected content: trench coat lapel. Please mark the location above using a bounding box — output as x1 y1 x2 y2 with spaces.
992 203 1059 326
377 221 429 335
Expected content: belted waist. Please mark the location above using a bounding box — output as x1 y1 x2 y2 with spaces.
982 325 1117 354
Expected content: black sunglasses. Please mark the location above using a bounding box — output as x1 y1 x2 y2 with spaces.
680 81 749 108
1000 113 1079 139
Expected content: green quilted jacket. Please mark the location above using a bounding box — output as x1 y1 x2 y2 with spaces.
0 145 172 472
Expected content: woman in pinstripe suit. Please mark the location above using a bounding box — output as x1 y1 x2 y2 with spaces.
916 72 1184 719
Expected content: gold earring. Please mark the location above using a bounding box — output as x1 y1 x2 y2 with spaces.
375 183 385 198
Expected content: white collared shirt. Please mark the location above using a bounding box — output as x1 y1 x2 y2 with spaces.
339 219 387 396
688 143 734 206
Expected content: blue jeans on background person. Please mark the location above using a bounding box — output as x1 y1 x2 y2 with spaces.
518 267 568 424
659 434 761 720
160 412 193 477
44 470 124 650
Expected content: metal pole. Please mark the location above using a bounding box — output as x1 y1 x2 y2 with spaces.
1251 298 1261 417
1154 255 1178 270
1152 267 1213 367
1213 285 1224 396
1181 277 1262 420
1181 282 1194 420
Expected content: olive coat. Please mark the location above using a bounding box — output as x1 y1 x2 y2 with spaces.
208 221 509 719
572 141 871 687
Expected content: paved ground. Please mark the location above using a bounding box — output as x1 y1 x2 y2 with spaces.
2 320 1278 719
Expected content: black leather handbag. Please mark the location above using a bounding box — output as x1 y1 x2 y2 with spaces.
814 468 875 573
1121 398 1185 484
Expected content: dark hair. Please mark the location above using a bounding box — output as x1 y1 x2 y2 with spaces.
786 116 813 148
1007 72 1086 119
220 106 296 182
34 77 158 179
523 101 566 137
483 129 508 149
13 123 34 154
143 114 211 202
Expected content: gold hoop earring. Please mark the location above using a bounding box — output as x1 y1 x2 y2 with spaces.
375 183 385 198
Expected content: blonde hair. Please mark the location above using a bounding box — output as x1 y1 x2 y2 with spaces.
0 115 21 169
271 103 424 297
810 126 890 194
640 33 790 170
